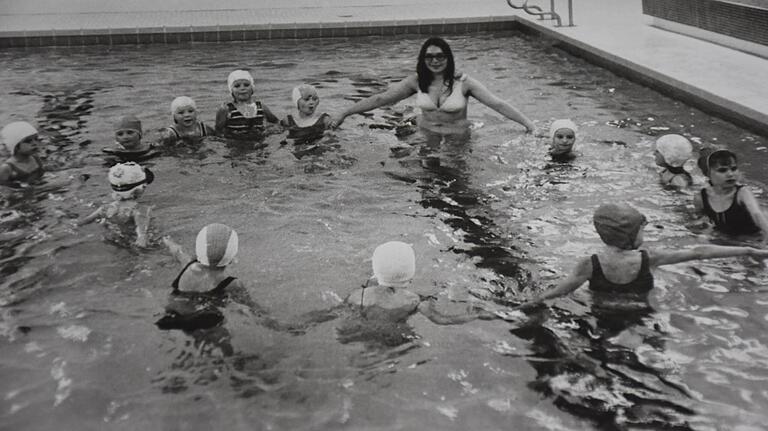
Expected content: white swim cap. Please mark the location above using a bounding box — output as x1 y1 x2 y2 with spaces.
372 241 416 287
655 134 693 167
171 96 196 114
227 70 254 93
1 121 38 155
291 84 318 108
108 162 147 190
196 223 238 267
549 119 578 140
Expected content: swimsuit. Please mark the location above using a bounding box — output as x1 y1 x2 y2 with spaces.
589 251 654 310
3 156 44 184
166 121 210 141
416 74 468 114
284 113 329 144
222 101 265 139
102 144 160 164
155 260 237 331
701 185 760 235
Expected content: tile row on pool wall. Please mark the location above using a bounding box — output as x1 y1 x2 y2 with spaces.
0 17 519 48
642 0 768 46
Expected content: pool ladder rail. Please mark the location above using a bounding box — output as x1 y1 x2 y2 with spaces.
506 0 575 27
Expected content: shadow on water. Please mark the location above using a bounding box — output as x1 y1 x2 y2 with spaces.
510 300 698 430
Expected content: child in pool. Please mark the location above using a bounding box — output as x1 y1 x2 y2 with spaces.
654 134 695 188
103 115 160 164
0 121 72 191
694 148 768 244
548 119 579 162
156 224 281 331
215 69 279 141
78 162 154 248
280 84 331 145
158 96 214 146
518 202 768 310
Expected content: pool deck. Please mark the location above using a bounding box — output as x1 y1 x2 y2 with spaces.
1 0 767 136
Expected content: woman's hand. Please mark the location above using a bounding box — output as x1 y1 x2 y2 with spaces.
328 113 346 129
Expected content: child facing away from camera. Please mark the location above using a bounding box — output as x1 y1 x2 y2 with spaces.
0 121 73 192
280 84 331 145
156 223 282 331
77 162 154 248
694 148 768 245
548 119 579 162
215 70 279 141
654 134 695 188
158 96 214 146
102 115 160 164
518 202 768 310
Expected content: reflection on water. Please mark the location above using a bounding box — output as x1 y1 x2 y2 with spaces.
1 33 768 430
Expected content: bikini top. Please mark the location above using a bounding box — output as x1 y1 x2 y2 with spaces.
589 251 654 297
171 259 236 295
701 185 760 235
416 74 468 114
5 156 44 184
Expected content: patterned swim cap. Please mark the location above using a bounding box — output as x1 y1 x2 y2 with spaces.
593 203 647 250
108 162 147 191
372 241 416 287
196 223 238 267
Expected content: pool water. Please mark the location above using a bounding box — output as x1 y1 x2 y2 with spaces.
1 32 768 430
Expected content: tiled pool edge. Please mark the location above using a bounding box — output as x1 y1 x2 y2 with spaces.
0 16 519 49
513 19 768 138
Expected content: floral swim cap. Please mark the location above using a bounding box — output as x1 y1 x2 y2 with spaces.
196 223 238 267
372 241 416 287
593 203 647 250
108 162 149 192
1 121 38 155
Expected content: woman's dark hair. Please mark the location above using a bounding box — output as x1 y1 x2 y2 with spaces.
697 147 737 176
417 37 456 94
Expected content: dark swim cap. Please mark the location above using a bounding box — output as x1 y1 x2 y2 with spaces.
593 203 647 250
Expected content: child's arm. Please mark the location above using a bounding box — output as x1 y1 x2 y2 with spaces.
133 205 152 248
214 105 229 137
261 104 280 124
156 127 177 146
0 164 13 185
162 235 193 265
518 256 592 309
77 206 104 226
650 244 768 267
417 298 496 325
738 187 768 246
693 189 704 213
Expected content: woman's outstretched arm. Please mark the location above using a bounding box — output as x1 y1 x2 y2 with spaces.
464 76 535 132
330 75 418 127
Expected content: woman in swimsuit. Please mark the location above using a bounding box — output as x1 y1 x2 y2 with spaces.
694 148 768 245
329 37 535 135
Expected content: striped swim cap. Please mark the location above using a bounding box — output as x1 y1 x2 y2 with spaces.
195 223 238 267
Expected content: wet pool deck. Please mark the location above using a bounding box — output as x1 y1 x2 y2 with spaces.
0 0 767 136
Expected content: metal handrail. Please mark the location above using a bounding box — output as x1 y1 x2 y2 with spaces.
506 0 574 27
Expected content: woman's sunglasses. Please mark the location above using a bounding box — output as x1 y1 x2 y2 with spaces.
424 52 447 62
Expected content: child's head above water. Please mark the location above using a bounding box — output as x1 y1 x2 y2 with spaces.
195 223 238 268
654 134 693 169
292 84 320 117
170 96 198 126
1 121 39 157
114 115 143 149
227 69 255 101
697 147 738 178
548 119 577 158
372 241 416 287
593 203 647 250
108 162 152 200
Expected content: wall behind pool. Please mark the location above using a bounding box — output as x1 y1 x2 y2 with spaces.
642 0 768 59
